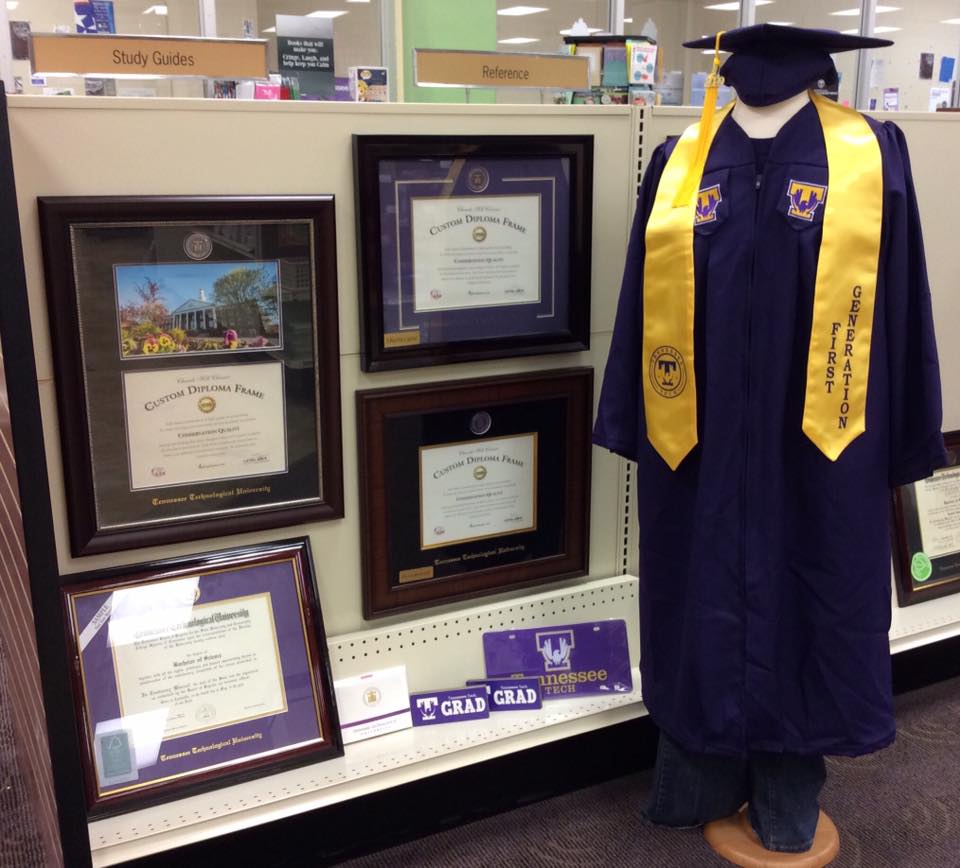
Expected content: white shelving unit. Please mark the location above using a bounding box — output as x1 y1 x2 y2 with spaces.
4 98 958 866
86 566 960 866
88 574 644 866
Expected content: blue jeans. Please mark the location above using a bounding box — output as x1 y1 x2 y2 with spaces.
644 732 826 853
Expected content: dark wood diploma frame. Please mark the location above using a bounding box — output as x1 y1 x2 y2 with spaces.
38 196 344 556
357 368 592 618
61 538 343 816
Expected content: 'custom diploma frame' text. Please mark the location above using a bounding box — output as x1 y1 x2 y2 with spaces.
62 538 342 815
39 196 344 556
354 135 593 371
357 368 592 618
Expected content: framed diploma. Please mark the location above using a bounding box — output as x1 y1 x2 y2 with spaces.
892 432 960 606
39 196 343 556
62 539 342 814
354 135 593 371
357 368 592 617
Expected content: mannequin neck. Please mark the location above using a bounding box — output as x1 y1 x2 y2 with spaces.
731 90 810 139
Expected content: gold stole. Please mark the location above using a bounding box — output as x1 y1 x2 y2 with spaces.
641 91 883 469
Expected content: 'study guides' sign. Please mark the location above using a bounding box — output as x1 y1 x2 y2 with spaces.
30 34 268 79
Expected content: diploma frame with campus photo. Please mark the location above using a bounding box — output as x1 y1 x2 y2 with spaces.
354 134 593 371
61 539 342 815
357 368 592 618
892 432 960 606
39 196 343 556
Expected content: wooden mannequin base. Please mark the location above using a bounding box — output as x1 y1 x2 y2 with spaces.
703 807 839 868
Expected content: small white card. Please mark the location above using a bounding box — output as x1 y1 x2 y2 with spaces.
334 665 412 745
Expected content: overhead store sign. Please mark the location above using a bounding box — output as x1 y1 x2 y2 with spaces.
414 48 589 90
30 34 268 79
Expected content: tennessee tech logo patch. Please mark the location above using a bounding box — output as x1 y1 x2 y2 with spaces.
695 183 722 225
787 180 827 221
649 346 686 398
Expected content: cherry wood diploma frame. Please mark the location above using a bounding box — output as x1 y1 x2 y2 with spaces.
354 135 594 371
62 539 342 816
38 196 343 556
892 431 960 606
357 368 592 618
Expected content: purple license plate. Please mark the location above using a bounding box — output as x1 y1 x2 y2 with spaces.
483 620 632 699
410 687 490 726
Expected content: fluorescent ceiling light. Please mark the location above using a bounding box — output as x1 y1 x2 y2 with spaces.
497 5 548 15
842 25 900 33
942 18 960 24
831 5 898 15
143 4 167 14
306 9 348 17
498 36 541 44
767 21 794 26
262 25 276 32
702 49 730 54
559 25 603 35
705 1 771 10
624 17 633 24
6 1 18 9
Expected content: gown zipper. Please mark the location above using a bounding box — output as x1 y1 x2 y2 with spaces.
741 168 763 748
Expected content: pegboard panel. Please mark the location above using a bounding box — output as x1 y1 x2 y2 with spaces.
87 574 642 866
329 573 639 687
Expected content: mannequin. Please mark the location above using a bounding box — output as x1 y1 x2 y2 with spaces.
731 89 810 138
595 23 946 868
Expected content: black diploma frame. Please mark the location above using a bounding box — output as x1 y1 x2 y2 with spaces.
892 432 960 606
357 368 592 618
354 135 593 371
39 196 344 556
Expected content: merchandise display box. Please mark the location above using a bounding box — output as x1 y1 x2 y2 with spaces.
39 195 344 556
1 96 958 868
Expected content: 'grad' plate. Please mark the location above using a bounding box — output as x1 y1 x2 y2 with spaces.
410 687 489 726
465 677 542 711
483 620 632 700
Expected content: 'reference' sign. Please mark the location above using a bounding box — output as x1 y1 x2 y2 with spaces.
414 48 589 90
30 33 268 79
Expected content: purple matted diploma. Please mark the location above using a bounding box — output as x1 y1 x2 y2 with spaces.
64 540 341 812
354 135 593 371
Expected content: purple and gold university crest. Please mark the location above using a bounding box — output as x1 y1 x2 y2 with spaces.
787 180 827 221
695 184 722 225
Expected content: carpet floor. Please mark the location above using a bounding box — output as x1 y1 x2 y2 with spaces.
338 675 960 868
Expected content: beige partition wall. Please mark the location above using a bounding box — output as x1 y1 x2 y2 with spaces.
7 97 636 635
6 97 643 864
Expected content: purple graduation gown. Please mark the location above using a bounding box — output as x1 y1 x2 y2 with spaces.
594 101 947 757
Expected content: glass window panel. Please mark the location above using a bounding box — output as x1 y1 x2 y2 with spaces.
624 0 738 105
755 0 861 107
9 0 203 97
248 0 382 79
494 0 609 104
860 2 960 112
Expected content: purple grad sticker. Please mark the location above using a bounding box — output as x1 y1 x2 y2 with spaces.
465 677 542 711
482 620 632 700
410 687 489 726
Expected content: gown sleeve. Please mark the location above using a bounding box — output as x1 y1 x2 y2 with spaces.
592 141 672 462
880 121 950 487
